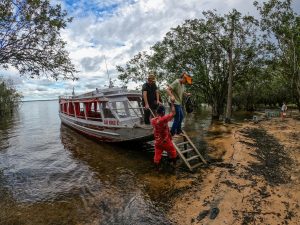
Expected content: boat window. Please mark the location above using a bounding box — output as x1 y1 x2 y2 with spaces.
74 102 80 117
86 102 102 121
109 101 139 118
128 100 143 117
63 103 67 114
100 102 115 118
108 101 127 118
68 102 75 116
79 103 85 118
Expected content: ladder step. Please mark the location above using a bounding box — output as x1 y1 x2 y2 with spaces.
191 163 202 169
187 155 200 161
181 148 194 154
172 130 207 171
176 141 189 146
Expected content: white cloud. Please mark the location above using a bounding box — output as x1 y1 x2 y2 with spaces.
3 0 298 100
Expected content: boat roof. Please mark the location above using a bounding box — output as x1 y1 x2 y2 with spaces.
59 87 141 101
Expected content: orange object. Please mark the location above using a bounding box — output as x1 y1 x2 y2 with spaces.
183 73 192 84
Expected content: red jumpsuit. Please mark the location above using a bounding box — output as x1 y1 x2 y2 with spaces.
151 113 177 164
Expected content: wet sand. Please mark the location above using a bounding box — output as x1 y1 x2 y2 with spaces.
168 115 300 224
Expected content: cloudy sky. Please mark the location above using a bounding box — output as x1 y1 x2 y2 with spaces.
3 0 300 101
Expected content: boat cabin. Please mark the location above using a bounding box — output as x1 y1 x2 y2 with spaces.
59 87 145 127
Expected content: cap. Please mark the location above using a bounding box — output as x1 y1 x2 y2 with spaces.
148 73 156 80
183 73 192 85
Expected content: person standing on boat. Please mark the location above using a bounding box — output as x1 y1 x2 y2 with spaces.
151 100 177 170
142 73 161 124
166 72 192 137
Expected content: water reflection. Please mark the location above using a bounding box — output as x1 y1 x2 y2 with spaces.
60 124 154 176
0 113 16 153
59 124 171 224
0 101 250 225
0 102 169 224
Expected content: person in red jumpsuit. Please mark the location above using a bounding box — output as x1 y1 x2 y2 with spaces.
151 100 177 170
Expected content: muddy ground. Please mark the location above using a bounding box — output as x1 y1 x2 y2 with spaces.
167 115 300 225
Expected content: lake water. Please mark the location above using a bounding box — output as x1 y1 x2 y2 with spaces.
0 101 249 225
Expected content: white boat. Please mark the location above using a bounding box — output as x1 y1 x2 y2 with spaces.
59 87 153 142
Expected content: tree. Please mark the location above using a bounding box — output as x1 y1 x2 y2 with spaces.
200 10 259 122
255 0 300 110
117 9 259 119
233 65 292 110
0 0 77 80
161 17 229 119
0 77 22 116
116 51 152 84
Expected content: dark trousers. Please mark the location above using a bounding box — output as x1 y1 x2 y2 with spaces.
144 106 157 124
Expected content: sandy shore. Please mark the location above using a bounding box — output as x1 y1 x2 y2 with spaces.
168 115 300 224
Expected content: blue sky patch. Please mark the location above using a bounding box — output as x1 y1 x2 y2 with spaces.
63 0 136 18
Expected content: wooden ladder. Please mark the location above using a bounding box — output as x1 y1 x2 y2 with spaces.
172 130 207 171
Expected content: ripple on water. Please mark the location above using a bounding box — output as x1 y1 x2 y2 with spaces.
3 102 251 224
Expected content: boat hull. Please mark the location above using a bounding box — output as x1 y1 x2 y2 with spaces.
59 113 154 143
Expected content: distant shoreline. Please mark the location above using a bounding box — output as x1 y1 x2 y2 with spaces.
21 99 58 102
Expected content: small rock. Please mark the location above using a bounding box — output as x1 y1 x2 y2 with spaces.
210 207 220 220
197 210 210 221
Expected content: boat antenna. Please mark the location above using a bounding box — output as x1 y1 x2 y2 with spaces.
72 87 75 96
104 55 113 88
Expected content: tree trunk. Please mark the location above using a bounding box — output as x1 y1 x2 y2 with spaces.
296 80 300 112
225 16 235 123
212 104 220 120
225 49 233 123
294 94 300 112
211 98 225 120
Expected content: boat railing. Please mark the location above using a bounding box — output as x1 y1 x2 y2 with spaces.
59 95 86 99
77 114 103 121
113 104 175 120
60 103 148 124
106 103 144 126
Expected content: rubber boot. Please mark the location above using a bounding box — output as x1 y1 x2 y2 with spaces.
171 158 177 170
154 162 161 171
